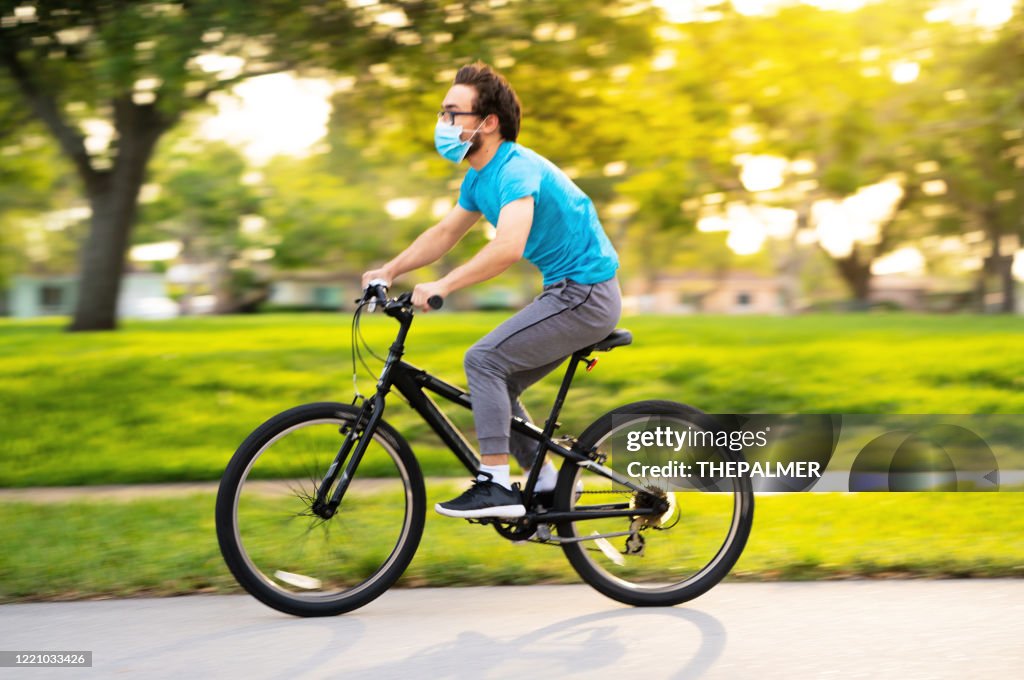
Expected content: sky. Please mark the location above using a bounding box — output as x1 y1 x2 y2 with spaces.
198 74 335 165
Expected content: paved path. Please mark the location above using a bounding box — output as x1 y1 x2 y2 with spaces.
1 582 1021 679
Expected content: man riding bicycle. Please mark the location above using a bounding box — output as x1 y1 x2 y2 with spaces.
361 61 622 519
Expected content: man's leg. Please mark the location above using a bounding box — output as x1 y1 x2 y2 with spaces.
435 278 620 518
506 359 568 491
506 356 566 468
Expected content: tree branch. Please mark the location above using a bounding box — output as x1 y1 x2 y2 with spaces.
190 61 300 103
874 182 916 256
0 37 97 188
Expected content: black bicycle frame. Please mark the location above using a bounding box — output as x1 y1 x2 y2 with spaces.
313 298 660 522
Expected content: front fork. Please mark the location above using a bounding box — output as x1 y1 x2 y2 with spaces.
313 309 410 519
310 393 385 518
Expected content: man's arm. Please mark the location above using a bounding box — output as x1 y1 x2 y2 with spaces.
410 197 533 308
362 205 480 287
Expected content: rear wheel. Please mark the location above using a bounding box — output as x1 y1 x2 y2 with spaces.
215 402 425 617
554 400 754 606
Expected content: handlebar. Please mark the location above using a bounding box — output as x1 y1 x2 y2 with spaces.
359 280 443 313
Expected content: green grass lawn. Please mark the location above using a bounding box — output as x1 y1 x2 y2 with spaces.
2 312 1022 600
1 489 1021 602
3 312 1023 487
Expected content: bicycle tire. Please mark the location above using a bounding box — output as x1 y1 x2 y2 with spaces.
215 402 425 617
553 400 754 606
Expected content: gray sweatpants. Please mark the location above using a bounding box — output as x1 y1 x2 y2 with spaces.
464 276 622 468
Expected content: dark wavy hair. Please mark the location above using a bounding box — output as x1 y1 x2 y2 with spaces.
454 61 522 142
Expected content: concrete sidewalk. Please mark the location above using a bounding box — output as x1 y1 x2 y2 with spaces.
1 582 1022 679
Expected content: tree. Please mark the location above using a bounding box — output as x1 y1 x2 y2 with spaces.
1 0 660 329
274 0 659 292
0 75 80 291
701 1 938 304
138 135 263 313
0 0 406 329
912 4 1024 312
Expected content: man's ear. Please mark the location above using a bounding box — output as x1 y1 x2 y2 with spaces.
484 113 501 134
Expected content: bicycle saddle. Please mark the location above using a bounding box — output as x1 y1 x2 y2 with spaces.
583 328 633 353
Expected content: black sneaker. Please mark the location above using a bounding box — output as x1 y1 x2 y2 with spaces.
435 474 526 519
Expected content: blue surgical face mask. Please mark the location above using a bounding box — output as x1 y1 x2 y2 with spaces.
434 119 483 163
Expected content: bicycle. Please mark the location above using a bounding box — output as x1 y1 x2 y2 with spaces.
215 282 754 617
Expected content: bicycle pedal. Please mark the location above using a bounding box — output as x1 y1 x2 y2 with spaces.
625 532 645 556
592 534 626 566
511 525 552 545
532 490 555 508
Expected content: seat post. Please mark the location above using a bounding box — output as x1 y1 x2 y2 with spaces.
522 351 587 502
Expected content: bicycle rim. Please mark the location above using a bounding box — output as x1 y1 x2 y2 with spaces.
561 411 752 598
228 417 416 605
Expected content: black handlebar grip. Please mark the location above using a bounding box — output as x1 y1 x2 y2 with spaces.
427 295 444 310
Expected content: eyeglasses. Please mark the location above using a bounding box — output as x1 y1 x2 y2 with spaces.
437 110 481 126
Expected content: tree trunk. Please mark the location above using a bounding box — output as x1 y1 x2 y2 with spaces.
177 234 195 316
212 256 236 314
992 234 1016 314
177 224 209 317
833 243 872 308
775 200 812 314
974 266 987 313
999 255 1017 313
69 179 132 330
69 101 167 331
977 216 1017 315
984 253 1016 314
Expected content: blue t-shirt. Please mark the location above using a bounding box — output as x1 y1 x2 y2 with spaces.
457 141 619 286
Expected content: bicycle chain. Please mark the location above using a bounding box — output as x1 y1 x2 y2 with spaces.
577 487 671 495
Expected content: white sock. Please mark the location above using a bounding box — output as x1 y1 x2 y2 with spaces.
533 461 559 493
478 463 512 490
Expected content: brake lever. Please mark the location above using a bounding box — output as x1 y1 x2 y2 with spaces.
364 278 389 313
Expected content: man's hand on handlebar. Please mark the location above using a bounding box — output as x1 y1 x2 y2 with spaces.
412 280 448 313
361 267 393 290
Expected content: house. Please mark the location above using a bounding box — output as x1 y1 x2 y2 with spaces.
5 274 78 317
266 271 353 310
3 272 178 319
266 270 529 311
623 271 786 314
868 275 932 311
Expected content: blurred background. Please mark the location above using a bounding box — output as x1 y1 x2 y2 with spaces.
2 0 1022 324
2 1 1023 601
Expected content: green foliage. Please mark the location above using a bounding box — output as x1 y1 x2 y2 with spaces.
0 82 80 285
259 154 394 271
3 0 1023 319
141 134 259 244
911 7 1024 240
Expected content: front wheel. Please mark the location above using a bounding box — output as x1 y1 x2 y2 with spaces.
215 402 425 617
554 400 754 606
